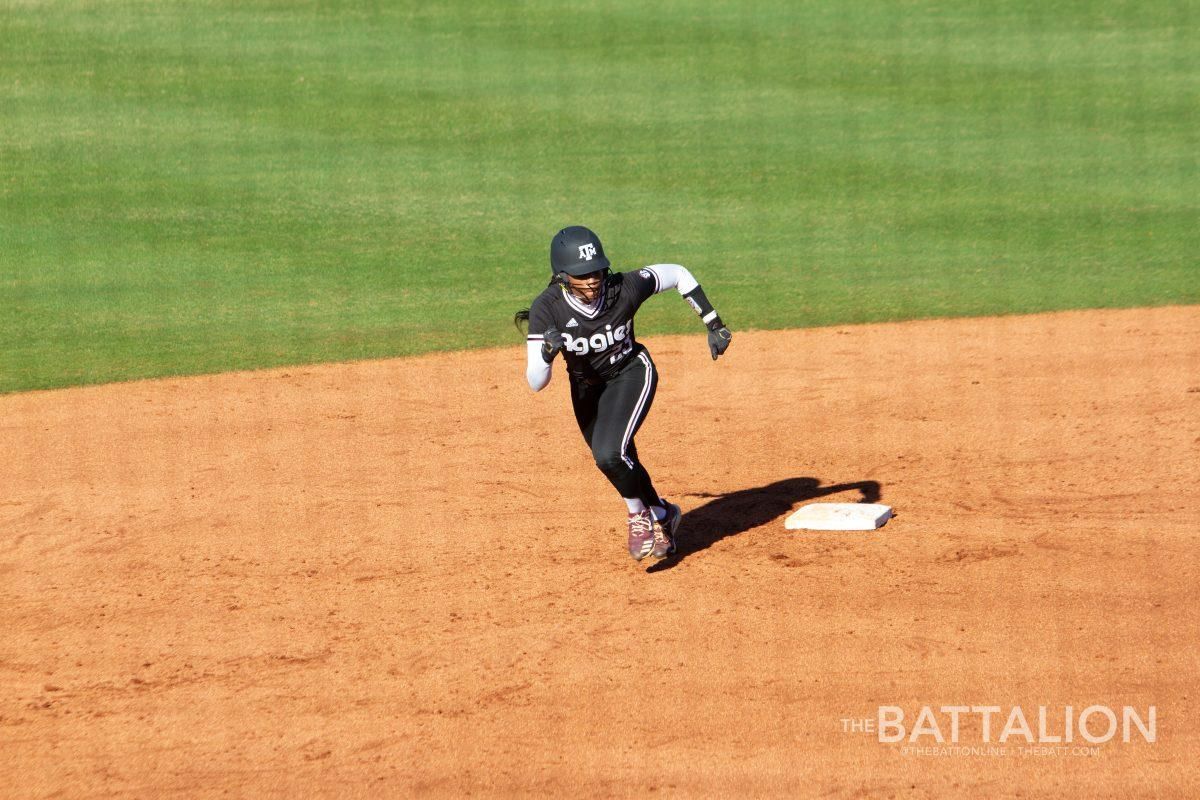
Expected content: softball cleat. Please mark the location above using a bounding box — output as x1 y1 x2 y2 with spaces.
650 501 681 559
627 510 656 561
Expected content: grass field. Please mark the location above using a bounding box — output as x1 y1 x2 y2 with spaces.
2 0 1197 393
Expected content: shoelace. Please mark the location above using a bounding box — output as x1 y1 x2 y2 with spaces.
630 513 654 537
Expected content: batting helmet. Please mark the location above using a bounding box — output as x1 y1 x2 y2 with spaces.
550 226 611 277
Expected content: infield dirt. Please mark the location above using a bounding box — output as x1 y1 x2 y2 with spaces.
2 306 1198 798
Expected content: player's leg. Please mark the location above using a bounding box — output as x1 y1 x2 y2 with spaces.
569 376 600 448
590 351 658 502
625 435 680 558
607 354 680 557
588 351 667 559
622 440 661 512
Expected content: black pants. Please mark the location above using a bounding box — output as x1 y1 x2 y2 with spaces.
570 348 661 508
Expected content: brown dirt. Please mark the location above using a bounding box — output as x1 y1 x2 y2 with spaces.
2 306 1198 798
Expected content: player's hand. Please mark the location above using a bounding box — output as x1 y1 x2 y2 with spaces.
541 328 565 363
707 325 732 360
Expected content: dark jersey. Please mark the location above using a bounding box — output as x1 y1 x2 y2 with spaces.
527 270 660 382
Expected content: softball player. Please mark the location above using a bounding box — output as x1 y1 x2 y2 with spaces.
515 226 732 561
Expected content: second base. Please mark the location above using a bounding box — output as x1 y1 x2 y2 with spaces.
785 502 893 531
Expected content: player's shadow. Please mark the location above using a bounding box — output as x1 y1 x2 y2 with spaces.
648 476 882 573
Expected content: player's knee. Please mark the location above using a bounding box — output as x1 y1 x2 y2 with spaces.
593 449 628 478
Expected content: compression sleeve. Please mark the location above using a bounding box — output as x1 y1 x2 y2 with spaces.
642 263 724 329
642 263 699 295
524 295 556 391
525 337 552 391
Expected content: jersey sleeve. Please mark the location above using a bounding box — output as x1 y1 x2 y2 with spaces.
625 264 701 302
624 268 662 307
525 294 556 340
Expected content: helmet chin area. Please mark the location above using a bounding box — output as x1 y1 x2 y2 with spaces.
566 269 607 304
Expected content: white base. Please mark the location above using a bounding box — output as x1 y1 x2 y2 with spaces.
785 502 893 531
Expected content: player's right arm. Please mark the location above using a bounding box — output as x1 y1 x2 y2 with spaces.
525 297 562 391
628 265 732 360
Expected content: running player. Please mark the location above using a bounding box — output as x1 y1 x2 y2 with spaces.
515 226 732 561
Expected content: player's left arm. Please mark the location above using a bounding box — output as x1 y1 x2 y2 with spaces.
638 264 732 360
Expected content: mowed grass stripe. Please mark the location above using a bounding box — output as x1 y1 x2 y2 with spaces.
2 1 1196 392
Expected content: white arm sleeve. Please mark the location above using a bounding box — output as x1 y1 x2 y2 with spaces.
643 263 699 295
526 339 552 391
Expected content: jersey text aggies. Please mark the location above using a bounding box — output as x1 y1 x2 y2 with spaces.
527 268 665 382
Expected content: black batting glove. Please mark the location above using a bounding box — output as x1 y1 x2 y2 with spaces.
706 317 732 360
541 328 565 363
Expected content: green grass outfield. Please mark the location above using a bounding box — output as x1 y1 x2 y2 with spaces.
2 1 1197 393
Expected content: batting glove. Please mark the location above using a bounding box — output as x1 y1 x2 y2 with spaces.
541 328 565 363
707 320 732 360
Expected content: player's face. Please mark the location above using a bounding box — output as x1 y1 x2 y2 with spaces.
566 270 604 304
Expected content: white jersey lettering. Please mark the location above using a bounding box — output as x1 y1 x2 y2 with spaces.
563 318 633 356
